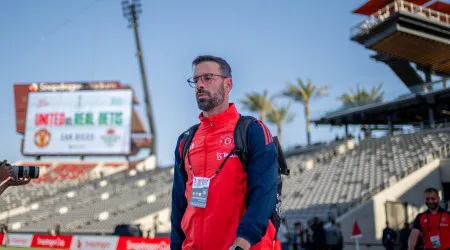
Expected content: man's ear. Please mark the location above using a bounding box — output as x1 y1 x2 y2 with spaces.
225 78 232 92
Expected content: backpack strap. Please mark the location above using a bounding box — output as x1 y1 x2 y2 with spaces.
273 136 290 176
233 115 257 172
233 115 285 240
179 124 200 182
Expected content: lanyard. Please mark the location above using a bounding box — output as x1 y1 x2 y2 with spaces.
427 212 443 236
187 147 237 179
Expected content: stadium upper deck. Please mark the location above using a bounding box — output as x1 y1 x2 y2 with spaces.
351 0 450 79
313 79 450 130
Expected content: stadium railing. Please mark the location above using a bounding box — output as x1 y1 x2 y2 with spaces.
351 0 450 37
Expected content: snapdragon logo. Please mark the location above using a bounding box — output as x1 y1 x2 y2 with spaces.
39 83 83 92
37 237 65 247
84 240 111 248
126 240 169 250
11 238 27 244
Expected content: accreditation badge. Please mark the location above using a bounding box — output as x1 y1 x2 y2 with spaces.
430 235 441 249
190 176 210 208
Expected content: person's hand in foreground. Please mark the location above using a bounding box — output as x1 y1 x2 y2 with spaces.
0 160 31 195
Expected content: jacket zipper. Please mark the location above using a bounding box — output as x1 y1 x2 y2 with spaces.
201 120 212 249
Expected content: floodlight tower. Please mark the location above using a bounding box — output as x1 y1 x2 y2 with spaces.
122 0 157 160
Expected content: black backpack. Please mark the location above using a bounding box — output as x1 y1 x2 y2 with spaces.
178 115 290 239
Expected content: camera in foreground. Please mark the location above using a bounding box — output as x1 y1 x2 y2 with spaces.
8 165 40 179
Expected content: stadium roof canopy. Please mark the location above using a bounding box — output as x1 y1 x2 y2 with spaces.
352 0 430 16
427 1 450 15
313 87 450 126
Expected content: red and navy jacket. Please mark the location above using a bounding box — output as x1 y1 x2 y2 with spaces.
170 103 278 250
413 207 450 249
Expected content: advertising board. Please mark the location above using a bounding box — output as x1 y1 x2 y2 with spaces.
70 235 118 250
23 90 133 155
3 233 33 247
31 235 73 249
116 237 170 250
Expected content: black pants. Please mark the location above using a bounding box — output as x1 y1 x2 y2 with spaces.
384 245 395 250
328 245 341 250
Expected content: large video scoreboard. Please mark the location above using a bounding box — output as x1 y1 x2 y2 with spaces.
23 90 133 155
14 81 150 157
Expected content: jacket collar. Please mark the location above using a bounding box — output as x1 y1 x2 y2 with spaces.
426 206 445 213
198 103 239 127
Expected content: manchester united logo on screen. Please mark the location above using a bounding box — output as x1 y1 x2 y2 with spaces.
34 129 51 148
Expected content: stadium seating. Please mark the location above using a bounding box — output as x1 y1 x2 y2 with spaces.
1 128 449 234
4 165 172 233
282 128 450 226
0 162 118 212
33 163 97 183
285 140 351 174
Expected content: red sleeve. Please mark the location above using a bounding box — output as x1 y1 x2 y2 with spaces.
256 120 273 145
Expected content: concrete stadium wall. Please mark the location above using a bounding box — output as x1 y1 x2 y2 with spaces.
338 159 442 250
133 207 171 237
338 199 376 249
439 159 450 182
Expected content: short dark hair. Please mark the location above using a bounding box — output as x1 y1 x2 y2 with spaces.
192 55 232 78
424 187 439 195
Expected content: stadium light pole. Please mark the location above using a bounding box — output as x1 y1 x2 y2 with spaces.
122 0 157 160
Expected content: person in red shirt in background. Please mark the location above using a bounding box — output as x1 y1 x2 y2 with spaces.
408 187 450 250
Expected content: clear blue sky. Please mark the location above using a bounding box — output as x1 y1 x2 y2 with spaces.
0 0 413 166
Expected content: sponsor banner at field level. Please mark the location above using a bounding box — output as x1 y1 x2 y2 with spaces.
70 235 118 250
116 237 170 250
23 90 133 155
31 234 73 249
4 233 33 247
0 234 171 249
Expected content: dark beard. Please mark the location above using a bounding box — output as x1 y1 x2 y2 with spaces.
427 202 439 211
196 83 225 112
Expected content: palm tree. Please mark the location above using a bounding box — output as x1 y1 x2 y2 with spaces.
339 84 384 139
240 90 273 123
266 102 295 145
339 83 384 108
283 78 328 146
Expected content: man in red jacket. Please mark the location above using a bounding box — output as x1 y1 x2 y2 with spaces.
170 55 278 250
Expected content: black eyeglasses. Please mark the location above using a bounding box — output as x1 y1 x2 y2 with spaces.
187 73 228 88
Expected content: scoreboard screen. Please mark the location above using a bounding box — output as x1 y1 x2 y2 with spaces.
23 90 133 155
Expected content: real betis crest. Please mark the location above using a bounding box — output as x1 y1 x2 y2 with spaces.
102 128 119 147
